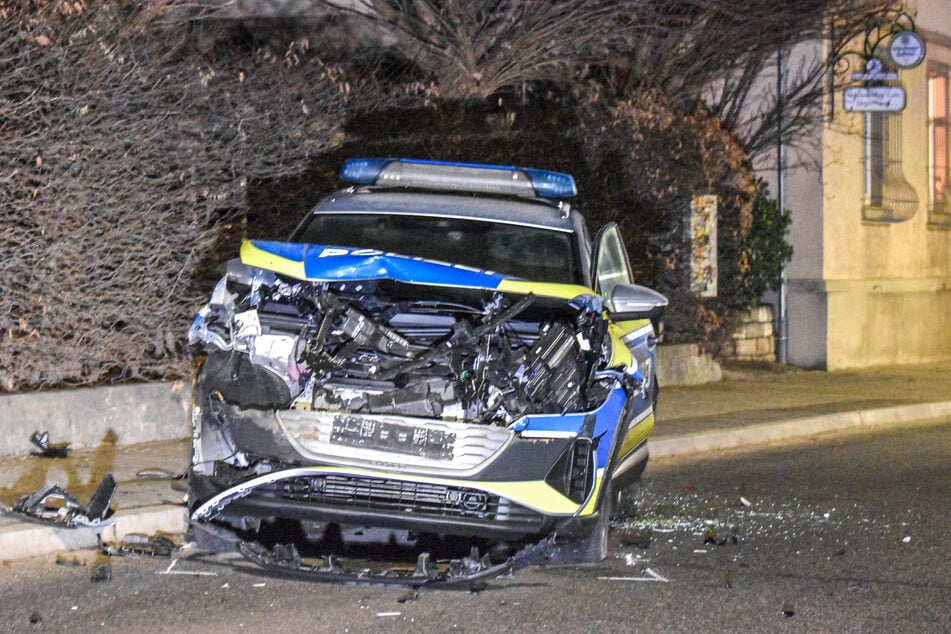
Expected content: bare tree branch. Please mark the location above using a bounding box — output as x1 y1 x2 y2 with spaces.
0 2 390 391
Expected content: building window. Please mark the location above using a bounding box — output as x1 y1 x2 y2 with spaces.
929 64 951 226
862 106 918 222
865 112 886 208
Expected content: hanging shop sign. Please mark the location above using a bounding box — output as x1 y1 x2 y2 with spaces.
851 58 897 82
886 30 926 69
838 11 924 114
843 86 906 112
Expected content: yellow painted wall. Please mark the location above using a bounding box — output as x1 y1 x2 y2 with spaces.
778 0 951 369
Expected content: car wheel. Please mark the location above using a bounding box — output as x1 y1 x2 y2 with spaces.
578 479 613 561
545 480 613 564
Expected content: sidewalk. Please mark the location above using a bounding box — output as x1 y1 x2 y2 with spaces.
652 360 951 456
1 361 949 562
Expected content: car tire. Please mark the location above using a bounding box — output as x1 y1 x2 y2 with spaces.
545 480 613 564
577 479 613 562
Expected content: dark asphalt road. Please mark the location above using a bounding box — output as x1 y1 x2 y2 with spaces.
0 424 947 633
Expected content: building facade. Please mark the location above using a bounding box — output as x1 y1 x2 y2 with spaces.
763 0 951 370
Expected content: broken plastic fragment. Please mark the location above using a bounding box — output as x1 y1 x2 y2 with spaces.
396 589 419 604
2 473 117 528
413 552 436 579
29 430 69 458
100 531 182 558
90 563 112 583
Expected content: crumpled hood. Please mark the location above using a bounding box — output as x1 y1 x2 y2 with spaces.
241 239 596 301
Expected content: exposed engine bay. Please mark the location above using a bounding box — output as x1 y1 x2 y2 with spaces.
189 261 617 430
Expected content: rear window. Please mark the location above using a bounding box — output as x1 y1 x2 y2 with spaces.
293 213 582 285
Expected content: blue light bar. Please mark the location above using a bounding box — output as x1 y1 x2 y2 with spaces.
339 158 393 185
339 158 577 198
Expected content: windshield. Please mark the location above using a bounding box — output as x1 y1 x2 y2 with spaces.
293 213 583 285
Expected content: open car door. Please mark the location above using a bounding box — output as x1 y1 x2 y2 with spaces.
592 222 666 488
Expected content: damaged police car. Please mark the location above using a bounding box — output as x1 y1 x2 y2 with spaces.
187 158 666 584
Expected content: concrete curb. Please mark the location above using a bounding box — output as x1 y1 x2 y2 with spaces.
650 400 951 458
0 505 186 563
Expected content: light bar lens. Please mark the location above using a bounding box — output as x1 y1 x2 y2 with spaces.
338 158 576 198
522 167 577 198
339 158 393 184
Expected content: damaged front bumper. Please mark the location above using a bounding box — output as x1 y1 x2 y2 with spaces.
190 520 560 588
188 383 640 543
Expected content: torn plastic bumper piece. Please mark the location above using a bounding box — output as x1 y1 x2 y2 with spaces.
29 430 70 458
230 532 559 588
1 473 117 528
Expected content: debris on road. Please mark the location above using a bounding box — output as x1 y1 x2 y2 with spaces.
396 589 419 604
702 525 740 546
1 473 117 528
232 536 556 588
157 558 217 576
598 568 669 583
100 531 182 558
28 430 70 459
90 563 112 583
616 526 652 548
55 555 86 568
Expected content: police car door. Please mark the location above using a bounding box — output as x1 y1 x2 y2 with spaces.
592 222 658 486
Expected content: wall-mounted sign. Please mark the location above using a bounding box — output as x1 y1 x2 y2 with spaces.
689 195 717 298
887 31 926 69
843 86 906 112
851 58 897 82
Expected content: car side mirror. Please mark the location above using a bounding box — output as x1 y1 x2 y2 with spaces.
607 283 668 321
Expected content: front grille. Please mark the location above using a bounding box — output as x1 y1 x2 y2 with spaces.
276 409 513 472
255 474 535 524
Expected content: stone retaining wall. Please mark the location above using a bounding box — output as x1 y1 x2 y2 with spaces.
728 305 775 362
656 343 722 386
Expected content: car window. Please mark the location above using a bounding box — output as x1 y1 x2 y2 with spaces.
593 223 633 299
293 213 583 285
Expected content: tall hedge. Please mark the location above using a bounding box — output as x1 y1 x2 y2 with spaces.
0 4 375 390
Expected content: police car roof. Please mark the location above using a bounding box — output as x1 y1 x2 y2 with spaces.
310 188 580 232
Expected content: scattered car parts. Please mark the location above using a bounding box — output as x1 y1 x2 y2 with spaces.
1 473 117 528
233 533 559 588
99 531 182 558
29 430 70 458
